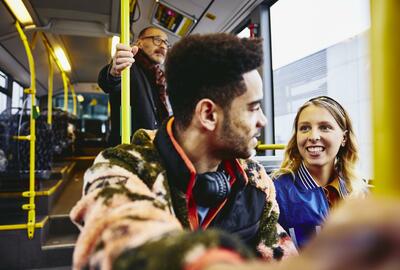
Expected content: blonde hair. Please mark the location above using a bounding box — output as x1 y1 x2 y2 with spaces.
273 96 365 195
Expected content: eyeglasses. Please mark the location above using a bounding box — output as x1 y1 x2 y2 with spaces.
140 35 171 48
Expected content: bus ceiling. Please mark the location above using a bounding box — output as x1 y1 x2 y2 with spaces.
0 0 266 96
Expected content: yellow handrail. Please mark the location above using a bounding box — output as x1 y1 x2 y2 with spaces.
40 33 74 118
12 135 31 141
15 21 36 239
256 144 286 151
62 72 69 112
69 80 77 116
45 40 54 125
371 0 400 197
0 216 48 231
40 34 65 73
121 0 131 143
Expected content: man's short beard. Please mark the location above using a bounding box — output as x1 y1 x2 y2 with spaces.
220 111 252 160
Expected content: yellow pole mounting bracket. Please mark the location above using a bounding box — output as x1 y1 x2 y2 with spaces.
13 135 31 141
22 203 36 210
27 210 36 239
24 88 34 95
22 191 36 197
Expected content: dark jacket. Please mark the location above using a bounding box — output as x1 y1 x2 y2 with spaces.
98 57 165 146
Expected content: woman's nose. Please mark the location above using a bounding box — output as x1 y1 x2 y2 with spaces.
308 129 321 141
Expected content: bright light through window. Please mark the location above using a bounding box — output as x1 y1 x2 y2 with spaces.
0 70 7 88
54 47 71 72
0 92 7 113
237 27 251 38
271 0 372 179
111 36 120 57
12 81 23 113
4 0 34 25
271 0 370 69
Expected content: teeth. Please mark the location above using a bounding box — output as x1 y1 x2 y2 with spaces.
307 146 324 153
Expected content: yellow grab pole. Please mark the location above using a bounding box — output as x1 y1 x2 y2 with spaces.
15 21 36 239
371 0 400 197
62 72 69 112
40 34 67 77
121 0 131 143
41 33 72 118
256 144 286 151
69 82 77 116
46 44 54 124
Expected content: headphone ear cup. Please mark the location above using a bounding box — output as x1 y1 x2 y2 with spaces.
193 171 231 208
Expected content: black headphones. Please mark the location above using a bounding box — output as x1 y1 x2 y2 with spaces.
192 171 231 208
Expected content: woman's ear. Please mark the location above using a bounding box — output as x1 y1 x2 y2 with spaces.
194 99 218 131
342 130 348 147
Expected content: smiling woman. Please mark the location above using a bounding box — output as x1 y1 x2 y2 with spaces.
271 0 372 181
272 96 368 249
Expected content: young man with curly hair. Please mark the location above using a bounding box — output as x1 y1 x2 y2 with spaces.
71 33 297 270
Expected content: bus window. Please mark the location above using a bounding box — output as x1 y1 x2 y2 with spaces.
0 71 7 113
237 27 251 38
11 81 24 113
26 96 38 111
80 94 108 122
270 0 372 179
0 92 6 114
0 70 6 88
53 95 76 115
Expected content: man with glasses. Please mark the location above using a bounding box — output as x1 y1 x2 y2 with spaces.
98 26 172 146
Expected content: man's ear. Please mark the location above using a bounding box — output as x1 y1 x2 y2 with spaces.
135 40 143 49
194 99 219 131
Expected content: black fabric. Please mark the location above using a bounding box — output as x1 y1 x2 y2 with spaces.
193 171 231 208
98 61 163 146
134 50 170 121
210 183 266 247
154 119 266 246
154 121 191 193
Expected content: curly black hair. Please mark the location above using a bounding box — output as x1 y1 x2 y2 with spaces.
165 33 263 128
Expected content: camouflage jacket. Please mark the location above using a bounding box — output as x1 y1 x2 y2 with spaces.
70 118 296 270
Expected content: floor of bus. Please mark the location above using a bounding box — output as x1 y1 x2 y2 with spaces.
50 167 85 216
0 153 98 270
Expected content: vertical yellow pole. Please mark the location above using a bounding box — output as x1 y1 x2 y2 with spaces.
41 34 70 117
62 72 69 112
46 48 53 125
121 0 131 144
371 0 400 196
15 21 36 239
69 81 77 116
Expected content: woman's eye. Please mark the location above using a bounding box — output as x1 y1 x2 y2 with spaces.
299 126 310 132
320 125 332 131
